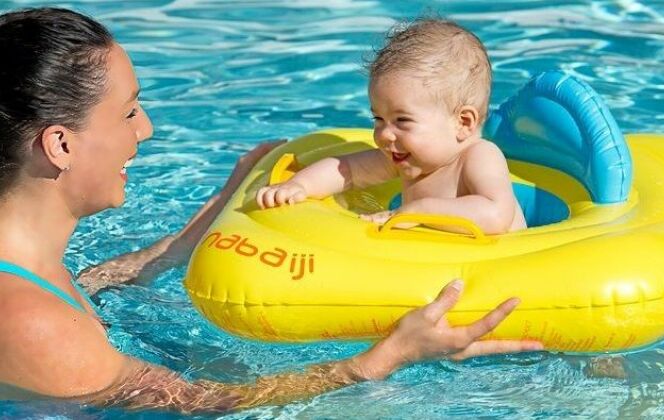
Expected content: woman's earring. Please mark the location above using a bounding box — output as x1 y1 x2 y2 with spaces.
62 165 70 172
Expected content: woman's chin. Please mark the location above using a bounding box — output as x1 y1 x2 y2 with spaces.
103 188 127 210
111 192 127 208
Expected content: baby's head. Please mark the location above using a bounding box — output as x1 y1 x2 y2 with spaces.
366 19 492 179
369 19 491 125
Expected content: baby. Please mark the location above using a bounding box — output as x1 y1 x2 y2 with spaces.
257 19 526 234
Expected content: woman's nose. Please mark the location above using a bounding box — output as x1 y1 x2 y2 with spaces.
135 105 154 143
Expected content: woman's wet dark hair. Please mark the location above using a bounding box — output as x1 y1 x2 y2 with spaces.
0 8 114 193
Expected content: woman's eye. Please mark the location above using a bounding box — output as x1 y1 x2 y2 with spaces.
126 108 138 119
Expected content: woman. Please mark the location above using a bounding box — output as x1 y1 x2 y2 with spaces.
0 7 542 414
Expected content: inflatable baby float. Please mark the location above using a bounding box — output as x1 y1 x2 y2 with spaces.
185 71 664 353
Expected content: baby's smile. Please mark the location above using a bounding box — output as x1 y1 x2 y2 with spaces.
391 151 410 163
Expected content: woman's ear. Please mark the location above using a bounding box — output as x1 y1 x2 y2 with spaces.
456 106 480 142
40 125 73 172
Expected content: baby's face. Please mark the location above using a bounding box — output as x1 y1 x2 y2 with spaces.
369 73 461 180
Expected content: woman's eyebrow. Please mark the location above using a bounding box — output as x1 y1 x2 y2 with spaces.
125 88 141 105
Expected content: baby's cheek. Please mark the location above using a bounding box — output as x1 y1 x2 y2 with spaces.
424 149 448 165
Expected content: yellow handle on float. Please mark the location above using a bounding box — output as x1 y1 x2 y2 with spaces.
378 213 491 243
269 153 299 185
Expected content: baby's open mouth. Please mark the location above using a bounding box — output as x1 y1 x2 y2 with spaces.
392 152 410 163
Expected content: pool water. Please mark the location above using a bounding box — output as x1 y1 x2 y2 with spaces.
2 0 664 418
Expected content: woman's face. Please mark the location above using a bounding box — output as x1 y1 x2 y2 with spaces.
64 43 153 217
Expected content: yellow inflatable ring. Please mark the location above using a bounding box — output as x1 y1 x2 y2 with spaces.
185 72 664 353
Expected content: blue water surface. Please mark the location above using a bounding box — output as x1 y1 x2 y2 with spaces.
1 0 664 418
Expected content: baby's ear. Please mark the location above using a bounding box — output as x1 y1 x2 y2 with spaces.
456 106 479 142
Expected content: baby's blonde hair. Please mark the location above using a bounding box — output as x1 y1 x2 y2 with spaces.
369 19 492 123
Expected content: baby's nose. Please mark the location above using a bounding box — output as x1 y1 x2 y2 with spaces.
375 125 397 143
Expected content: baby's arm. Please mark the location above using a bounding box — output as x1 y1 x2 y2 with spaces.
257 149 395 208
400 142 518 234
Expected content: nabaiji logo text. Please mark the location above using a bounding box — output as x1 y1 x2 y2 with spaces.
203 231 314 280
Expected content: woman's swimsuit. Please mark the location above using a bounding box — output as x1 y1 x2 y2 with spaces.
0 260 98 315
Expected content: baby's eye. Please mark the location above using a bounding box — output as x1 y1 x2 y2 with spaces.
396 117 413 123
372 116 383 122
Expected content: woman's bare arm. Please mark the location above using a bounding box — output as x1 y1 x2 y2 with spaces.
85 354 365 413
84 280 540 414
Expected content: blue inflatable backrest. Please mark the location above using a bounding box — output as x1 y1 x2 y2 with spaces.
484 71 632 204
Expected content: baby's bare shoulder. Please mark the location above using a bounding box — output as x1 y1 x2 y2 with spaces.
461 139 508 171
464 139 505 159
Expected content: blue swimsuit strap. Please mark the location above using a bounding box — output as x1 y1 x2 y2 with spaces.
71 278 98 312
0 260 92 314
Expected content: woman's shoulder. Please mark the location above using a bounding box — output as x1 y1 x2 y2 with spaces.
0 275 123 398
0 274 102 361
0 272 64 320
0 271 84 323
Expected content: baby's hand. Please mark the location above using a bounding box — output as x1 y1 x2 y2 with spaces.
256 182 307 209
360 210 395 225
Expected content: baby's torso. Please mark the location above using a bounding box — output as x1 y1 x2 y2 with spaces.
401 160 467 203
400 154 526 232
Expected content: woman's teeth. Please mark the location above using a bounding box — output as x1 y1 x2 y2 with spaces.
121 158 134 174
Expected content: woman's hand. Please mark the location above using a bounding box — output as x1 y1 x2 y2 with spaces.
226 140 287 193
353 279 543 379
360 210 394 225
168 139 287 262
393 279 541 361
360 208 417 229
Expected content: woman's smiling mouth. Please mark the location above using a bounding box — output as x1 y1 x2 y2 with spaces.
120 155 135 179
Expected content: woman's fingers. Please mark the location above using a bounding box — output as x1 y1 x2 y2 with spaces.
248 139 287 158
360 211 393 224
463 297 520 340
261 138 288 148
240 140 285 169
449 339 544 361
423 279 463 322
